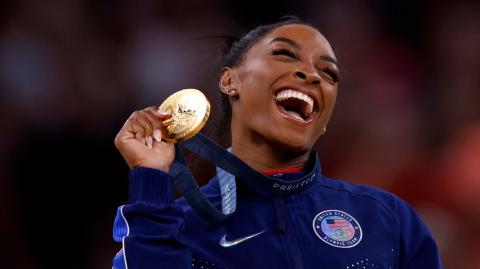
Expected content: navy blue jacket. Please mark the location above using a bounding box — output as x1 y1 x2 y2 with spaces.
112 159 443 269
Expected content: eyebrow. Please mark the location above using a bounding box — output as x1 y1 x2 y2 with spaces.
320 55 338 66
270 37 338 67
269 37 301 49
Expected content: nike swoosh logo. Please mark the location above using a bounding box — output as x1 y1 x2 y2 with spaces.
219 230 265 248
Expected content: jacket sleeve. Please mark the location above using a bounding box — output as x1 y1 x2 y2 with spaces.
396 200 444 269
112 167 192 269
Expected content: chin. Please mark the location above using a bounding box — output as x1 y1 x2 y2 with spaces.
271 134 313 155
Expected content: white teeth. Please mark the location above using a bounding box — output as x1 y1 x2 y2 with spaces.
274 89 314 115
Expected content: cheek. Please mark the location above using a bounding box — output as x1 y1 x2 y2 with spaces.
237 67 273 111
318 85 338 126
320 82 337 109
239 63 270 90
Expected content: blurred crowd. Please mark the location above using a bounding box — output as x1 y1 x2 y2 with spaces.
0 0 479 268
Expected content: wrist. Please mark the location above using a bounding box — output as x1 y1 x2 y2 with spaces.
130 161 171 174
128 167 174 204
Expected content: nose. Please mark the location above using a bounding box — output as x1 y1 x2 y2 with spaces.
294 69 321 86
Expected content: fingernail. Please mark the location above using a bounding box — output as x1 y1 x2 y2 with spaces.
162 118 173 126
153 129 161 142
157 108 168 115
146 136 153 148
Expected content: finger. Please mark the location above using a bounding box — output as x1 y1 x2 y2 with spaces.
153 129 162 143
149 106 172 120
142 108 175 141
134 112 154 137
126 116 144 136
116 118 145 147
142 108 167 130
153 118 176 143
145 107 172 130
135 131 146 145
127 116 151 143
115 111 146 149
146 136 153 149
141 109 171 143
161 118 173 127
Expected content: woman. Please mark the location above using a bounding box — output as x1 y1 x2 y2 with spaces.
112 18 443 269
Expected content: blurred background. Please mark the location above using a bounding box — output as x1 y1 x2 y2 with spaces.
0 0 479 268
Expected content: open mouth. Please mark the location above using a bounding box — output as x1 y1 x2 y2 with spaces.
274 89 316 122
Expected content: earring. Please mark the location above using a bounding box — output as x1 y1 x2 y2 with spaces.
321 127 327 135
224 87 237 96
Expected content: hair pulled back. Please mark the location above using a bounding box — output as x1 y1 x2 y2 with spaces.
217 16 312 144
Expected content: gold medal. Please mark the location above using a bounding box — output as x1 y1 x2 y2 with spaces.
159 88 210 143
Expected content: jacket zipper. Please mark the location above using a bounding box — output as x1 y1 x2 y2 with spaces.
274 197 304 269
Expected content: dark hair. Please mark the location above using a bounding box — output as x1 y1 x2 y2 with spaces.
217 16 313 144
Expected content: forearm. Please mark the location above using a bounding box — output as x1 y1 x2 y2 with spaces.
113 167 192 269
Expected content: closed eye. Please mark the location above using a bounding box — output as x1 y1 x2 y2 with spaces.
322 68 339 83
272 48 298 59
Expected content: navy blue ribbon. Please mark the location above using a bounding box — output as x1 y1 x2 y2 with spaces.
169 132 320 225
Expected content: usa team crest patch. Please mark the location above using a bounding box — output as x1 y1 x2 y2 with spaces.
312 210 362 248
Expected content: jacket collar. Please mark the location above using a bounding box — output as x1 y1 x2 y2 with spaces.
216 150 321 198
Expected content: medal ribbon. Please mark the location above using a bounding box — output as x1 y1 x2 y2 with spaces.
169 132 320 225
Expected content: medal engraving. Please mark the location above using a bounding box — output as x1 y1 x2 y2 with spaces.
159 88 210 143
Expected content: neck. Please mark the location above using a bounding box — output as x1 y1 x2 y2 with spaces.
231 130 310 172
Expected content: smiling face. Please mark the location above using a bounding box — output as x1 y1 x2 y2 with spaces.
222 24 339 154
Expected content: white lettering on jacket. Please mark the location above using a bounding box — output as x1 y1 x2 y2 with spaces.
272 174 316 192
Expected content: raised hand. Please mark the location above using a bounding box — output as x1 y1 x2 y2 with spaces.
114 107 175 173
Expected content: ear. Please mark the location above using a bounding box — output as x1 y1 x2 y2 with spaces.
219 67 239 96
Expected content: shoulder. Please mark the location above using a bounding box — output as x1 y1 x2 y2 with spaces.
314 177 442 267
313 175 414 221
